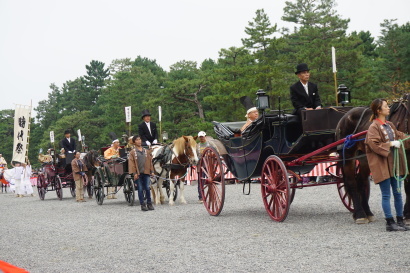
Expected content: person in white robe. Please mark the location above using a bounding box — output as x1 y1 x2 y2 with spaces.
22 162 34 196
12 163 24 197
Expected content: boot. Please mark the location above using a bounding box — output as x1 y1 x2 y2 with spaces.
396 216 409 231
385 218 405 231
141 204 148 211
147 203 155 210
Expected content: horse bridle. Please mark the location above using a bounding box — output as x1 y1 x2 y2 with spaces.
390 97 410 134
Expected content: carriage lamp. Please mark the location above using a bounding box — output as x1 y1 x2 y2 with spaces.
337 84 351 106
256 89 270 110
162 131 168 141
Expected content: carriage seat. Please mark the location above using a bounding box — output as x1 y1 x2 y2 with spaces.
213 121 236 140
265 113 300 124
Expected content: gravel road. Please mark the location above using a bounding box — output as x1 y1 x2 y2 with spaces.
1 182 409 273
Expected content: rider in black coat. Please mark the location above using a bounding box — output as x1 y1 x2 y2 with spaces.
290 63 322 116
138 110 158 146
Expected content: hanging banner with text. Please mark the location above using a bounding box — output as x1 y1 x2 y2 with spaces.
12 105 31 163
125 106 131 122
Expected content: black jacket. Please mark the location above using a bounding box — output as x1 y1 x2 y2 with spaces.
138 122 158 143
290 81 322 115
61 137 76 153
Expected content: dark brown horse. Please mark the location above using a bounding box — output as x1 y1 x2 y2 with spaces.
335 94 410 224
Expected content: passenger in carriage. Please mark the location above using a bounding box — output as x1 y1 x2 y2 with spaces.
104 139 120 159
128 135 155 211
104 139 120 199
365 98 410 231
290 63 322 116
240 107 259 132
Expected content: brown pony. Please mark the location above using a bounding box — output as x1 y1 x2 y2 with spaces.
152 136 198 205
336 94 410 224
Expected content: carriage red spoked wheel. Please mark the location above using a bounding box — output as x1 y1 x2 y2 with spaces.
199 147 225 216
261 155 290 222
37 174 46 200
55 175 63 200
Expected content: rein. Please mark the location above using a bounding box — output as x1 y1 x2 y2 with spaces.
352 108 369 135
393 136 410 191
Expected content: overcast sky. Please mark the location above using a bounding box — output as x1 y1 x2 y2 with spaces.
1 0 409 112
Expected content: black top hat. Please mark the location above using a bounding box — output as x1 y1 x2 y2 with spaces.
295 63 310 74
240 96 255 111
108 132 118 141
141 109 151 119
64 130 70 135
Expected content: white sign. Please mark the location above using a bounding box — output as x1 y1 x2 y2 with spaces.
125 106 132 122
332 46 337 73
158 106 162 122
50 131 55 143
77 129 82 141
12 105 31 163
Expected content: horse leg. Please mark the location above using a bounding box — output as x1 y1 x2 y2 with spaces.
356 159 374 221
343 159 369 224
179 178 187 204
150 185 156 204
155 177 164 205
169 177 175 206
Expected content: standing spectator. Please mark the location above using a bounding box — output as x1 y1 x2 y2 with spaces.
365 98 410 231
0 153 7 167
138 110 158 147
22 162 34 196
128 135 155 211
290 63 322 116
61 130 76 155
71 151 88 202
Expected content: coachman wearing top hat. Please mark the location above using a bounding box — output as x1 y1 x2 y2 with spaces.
61 129 76 155
290 63 322 116
138 109 158 146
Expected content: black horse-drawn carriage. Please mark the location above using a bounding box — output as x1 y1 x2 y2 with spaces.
90 148 135 205
198 92 366 222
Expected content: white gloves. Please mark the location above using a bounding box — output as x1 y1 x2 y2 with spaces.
146 141 151 146
390 141 401 148
153 139 158 144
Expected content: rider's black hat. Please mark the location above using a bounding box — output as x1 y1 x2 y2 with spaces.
141 109 151 119
295 63 310 74
64 130 70 135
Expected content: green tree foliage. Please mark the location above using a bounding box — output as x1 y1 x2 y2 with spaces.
376 20 410 96
0 110 14 167
83 60 110 104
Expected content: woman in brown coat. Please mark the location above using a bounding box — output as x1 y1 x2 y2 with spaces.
365 98 410 231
